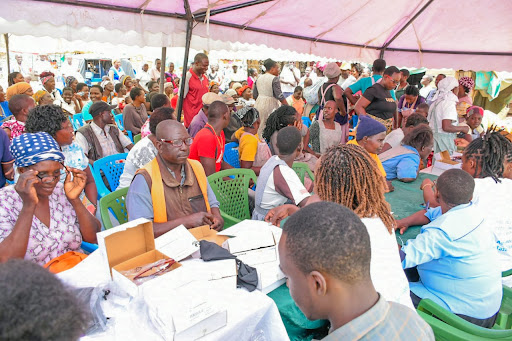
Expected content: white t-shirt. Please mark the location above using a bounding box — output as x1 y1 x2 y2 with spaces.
383 128 404 149
362 218 414 310
118 137 158 189
341 75 357 90
280 67 300 93
419 85 434 98
428 95 458 133
137 70 152 91
54 99 76 115
473 178 512 276
260 163 310 210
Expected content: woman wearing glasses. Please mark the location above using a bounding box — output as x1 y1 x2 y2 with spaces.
354 66 401 133
0 132 101 265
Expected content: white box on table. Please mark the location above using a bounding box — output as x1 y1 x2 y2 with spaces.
96 218 183 297
433 151 462 171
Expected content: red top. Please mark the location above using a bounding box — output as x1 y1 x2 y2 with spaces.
189 125 225 172
182 69 208 128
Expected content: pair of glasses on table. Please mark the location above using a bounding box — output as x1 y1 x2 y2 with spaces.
132 259 177 281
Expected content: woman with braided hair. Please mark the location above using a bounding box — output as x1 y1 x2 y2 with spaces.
266 144 414 309
417 129 512 279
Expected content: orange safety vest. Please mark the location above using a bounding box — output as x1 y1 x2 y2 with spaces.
142 158 210 223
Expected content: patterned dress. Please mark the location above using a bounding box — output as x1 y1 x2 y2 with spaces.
0 182 82 265
1 119 25 141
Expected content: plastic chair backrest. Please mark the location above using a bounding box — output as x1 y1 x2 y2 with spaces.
133 133 141 144
92 153 128 199
417 285 512 338
1 115 13 123
72 113 85 130
207 168 257 227
302 116 312 128
223 142 241 168
292 162 315 185
127 130 133 143
99 187 129 230
114 114 124 131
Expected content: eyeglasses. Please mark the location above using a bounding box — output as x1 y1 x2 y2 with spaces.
385 75 399 85
160 137 193 147
34 163 67 184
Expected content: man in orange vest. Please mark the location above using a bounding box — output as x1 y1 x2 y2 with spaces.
182 53 209 128
126 120 224 236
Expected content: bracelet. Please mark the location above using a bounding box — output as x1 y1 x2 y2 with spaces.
421 183 433 190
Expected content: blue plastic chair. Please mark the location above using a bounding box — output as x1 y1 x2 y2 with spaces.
302 116 312 128
223 142 240 168
114 114 124 131
72 113 85 130
81 241 99 254
91 153 128 199
127 130 134 143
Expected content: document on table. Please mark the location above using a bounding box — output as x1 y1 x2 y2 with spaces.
155 225 200 261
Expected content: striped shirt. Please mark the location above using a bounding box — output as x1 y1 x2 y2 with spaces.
322 295 434 340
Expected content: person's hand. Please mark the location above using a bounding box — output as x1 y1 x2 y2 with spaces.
395 219 409 235
64 167 87 201
15 170 40 207
293 119 303 133
186 212 214 228
265 204 300 227
420 178 434 191
455 138 470 148
210 211 224 231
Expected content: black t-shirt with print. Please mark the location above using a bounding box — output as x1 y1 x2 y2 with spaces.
362 83 397 120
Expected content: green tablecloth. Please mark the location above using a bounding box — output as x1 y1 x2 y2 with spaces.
268 172 439 340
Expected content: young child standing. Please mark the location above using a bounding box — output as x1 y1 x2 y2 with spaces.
398 169 502 327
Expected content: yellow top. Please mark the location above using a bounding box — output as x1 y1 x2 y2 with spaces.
235 127 260 162
347 139 387 177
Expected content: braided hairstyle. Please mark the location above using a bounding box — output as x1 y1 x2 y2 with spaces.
464 127 511 182
315 144 395 232
262 106 297 142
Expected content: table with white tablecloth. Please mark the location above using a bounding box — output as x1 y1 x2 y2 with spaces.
57 248 289 341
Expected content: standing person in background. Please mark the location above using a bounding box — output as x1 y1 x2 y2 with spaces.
298 67 312 87
316 62 347 126
395 69 410 100
123 88 148 135
344 58 387 106
280 62 300 98
208 64 222 85
108 59 125 83
247 68 258 89
428 77 468 154
182 53 210 128
11 54 27 75
8 72 24 87
419 75 434 98
396 85 426 128
337 63 351 87
229 64 245 83
165 62 179 86
456 76 475 122
136 63 151 92
340 63 363 90
150 59 162 82
426 74 446 105
253 59 288 136
355 66 400 132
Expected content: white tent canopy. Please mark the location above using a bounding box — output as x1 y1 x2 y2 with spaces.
0 0 511 71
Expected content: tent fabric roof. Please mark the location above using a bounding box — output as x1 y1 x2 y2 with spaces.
1 0 511 71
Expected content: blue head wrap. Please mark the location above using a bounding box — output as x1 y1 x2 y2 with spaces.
10 132 64 167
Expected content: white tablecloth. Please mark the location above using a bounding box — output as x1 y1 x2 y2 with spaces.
58 250 289 341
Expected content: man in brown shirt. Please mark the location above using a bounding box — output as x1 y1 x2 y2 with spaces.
126 120 223 237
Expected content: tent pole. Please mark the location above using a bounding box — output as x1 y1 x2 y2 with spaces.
176 0 193 123
160 47 166 94
4 34 10 82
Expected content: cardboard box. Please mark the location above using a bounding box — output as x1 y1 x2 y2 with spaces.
143 280 228 340
97 218 182 297
189 225 230 246
433 151 462 171
155 225 200 261
180 258 238 290
255 262 287 294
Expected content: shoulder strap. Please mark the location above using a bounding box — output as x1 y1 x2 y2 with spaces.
187 159 211 213
204 125 218 160
379 145 417 163
141 158 167 223
320 83 336 106
371 76 376 86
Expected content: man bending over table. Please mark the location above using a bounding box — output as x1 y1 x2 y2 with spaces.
126 120 224 236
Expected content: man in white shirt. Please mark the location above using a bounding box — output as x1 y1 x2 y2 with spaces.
280 62 300 98
228 64 246 83
75 101 133 164
33 55 53 77
337 62 351 87
299 67 312 87
149 58 162 81
419 75 434 98
137 63 152 92
11 54 28 75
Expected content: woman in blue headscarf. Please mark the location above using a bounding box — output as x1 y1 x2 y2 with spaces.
0 132 100 265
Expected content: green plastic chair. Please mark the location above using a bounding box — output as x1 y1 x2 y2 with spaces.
133 133 141 144
417 285 512 340
207 168 257 229
292 162 315 185
99 187 129 230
